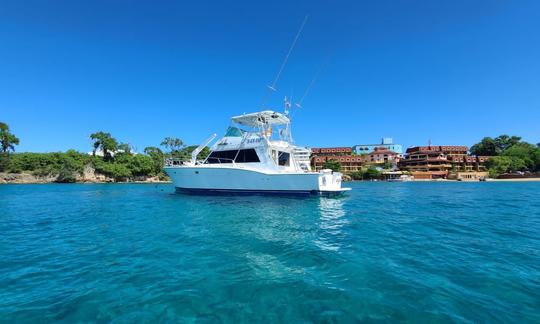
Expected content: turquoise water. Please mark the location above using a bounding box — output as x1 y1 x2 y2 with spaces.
1 183 539 322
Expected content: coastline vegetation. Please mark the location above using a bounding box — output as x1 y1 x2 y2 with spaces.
2 120 540 182
0 122 210 183
471 135 540 177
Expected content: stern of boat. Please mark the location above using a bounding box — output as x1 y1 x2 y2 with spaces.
318 169 350 195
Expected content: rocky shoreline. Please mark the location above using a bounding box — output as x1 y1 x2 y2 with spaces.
0 166 170 184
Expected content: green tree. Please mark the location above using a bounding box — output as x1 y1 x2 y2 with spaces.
0 153 9 172
470 135 522 156
160 137 184 154
533 147 540 172
56 153 82 183
470 137 497 156
102 163 132 181
0 122 20 153
322 159 341 172
364 167 381 180
350 170 364 180
127 155 154 177
144 146 165 175
90 132 118 160
502 143 535 170
509 157 527 172
485 156 512 178
494 135 521 153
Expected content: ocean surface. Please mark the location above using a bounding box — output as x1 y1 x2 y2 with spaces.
0 182 539 323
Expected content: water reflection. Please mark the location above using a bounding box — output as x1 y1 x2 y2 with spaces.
166 193 350 281
314 197 348 252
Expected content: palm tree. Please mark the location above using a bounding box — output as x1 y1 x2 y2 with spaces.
0 122 20 153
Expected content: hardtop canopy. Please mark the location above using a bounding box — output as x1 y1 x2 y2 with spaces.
231 111 290 127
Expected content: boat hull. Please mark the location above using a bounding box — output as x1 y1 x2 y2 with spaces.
164 166 348 196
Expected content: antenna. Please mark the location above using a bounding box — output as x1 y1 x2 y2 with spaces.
295 69 319 108
295 51 332 108
261 15 309 107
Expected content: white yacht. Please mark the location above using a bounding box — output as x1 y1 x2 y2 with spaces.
164 110 350 196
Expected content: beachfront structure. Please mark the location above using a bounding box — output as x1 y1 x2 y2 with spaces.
312 155 365 172
367 147 401 164
354 138 403 155
310 147 363 172
399 145 489 180
311 147 352 156
310 145 403 172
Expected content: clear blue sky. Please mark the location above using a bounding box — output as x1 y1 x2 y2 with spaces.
1 0 539 153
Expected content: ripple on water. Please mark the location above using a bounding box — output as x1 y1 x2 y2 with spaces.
0 182 539 322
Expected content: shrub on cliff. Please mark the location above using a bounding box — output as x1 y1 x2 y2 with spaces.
6 151 89 176
0 153 9 172
127 155 155 176
98 163 132 181
56 165 78 183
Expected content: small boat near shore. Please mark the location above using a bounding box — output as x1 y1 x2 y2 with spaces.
164 110 350 196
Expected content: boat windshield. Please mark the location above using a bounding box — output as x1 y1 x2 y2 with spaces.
224 126 244 137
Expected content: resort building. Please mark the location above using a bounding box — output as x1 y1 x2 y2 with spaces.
310 147 365 172
312 154 365 172
310 144 403 172
354 138 403 155
367 147 401 165
311 147 353 156
399 145 489 179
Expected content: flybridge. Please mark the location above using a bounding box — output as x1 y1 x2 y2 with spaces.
231 111 290 127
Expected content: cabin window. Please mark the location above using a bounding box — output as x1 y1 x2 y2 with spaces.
278 151 290 166
235 149 260 163
224 127 244 137
206 149 260 164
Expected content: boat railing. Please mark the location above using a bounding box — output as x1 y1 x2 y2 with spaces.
164 158 186 167
165 157 239 167
204 157 237 166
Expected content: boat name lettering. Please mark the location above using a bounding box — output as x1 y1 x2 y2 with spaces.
246 138 263 144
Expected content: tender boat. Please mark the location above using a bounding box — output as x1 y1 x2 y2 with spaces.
164 110 350 196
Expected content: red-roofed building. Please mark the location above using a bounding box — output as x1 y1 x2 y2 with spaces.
399 145 489 179
310 147 364 172
312 154 366 172
367 147 401 164
311 147 352 155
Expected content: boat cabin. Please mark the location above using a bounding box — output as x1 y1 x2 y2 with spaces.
203 111 304 171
